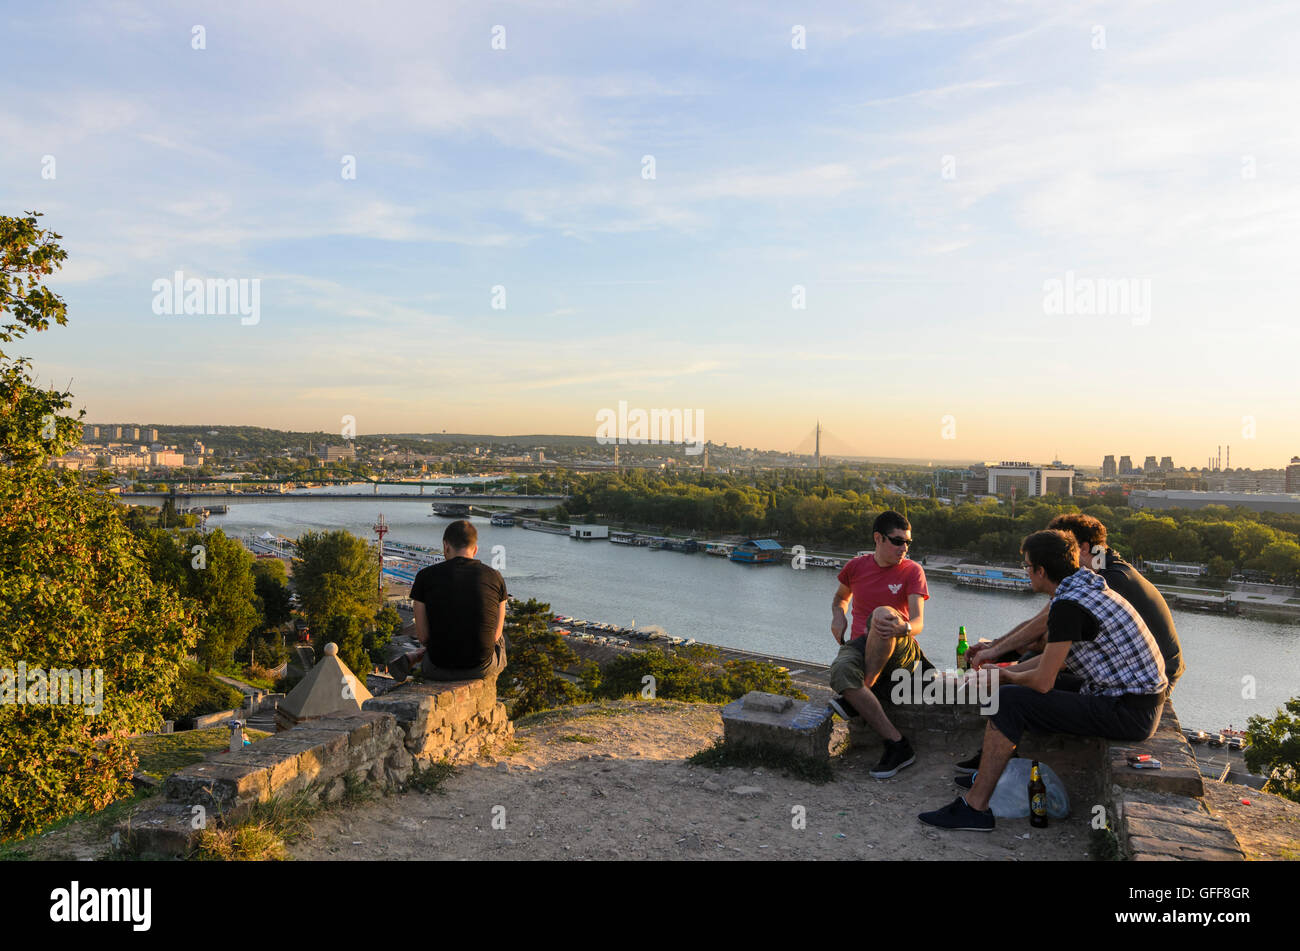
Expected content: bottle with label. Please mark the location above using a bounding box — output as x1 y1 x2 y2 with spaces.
956 626 969 671
1029 761 1048 828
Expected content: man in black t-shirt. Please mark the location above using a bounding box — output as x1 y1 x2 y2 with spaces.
388 520 508 682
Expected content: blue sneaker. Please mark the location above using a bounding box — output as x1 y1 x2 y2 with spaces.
919 796 995 831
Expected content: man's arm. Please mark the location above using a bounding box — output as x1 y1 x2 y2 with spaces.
969 602 1050 667
495 599 508 644
998 640 1070 693
905 593 924 637
413 600 429 647
831 583 851 644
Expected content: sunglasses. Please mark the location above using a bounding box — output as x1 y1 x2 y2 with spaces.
885 535 911 547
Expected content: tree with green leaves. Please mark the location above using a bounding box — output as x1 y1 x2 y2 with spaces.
1244 699 1300 804
292 529 379 673
251 557 293 634
0 213 199 840
497 598 589 717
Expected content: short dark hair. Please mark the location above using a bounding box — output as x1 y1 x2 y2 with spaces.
1021 529 1079 583
443 519 477 550
873 510 910 537
1047 513 1108 550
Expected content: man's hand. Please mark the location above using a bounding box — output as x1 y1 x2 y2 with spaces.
831 615 848 645
869 605 908 638
968 638 998 669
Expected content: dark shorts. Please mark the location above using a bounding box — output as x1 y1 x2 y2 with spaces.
829 635 932 704
990 685 1166 746
421 638 507 682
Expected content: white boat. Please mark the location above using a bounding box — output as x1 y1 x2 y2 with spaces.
704 542 735 556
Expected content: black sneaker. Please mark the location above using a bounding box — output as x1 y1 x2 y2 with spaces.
828 694 860 721
954 773 975 790
918 795 995 831
954 750 981 773
870 736 915 778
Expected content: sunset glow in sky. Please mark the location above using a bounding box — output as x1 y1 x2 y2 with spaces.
5 1 1299 468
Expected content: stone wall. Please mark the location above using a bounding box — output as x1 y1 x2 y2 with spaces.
117 677 512 858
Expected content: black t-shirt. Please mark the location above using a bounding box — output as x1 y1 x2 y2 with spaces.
409 557 508 670
1047 600 1099 643
1099 550 1184 685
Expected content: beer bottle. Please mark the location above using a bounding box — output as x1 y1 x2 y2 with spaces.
1029 761 1048 828
956 626 969 671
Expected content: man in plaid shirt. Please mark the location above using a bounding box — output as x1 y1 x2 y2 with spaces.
919 529 1168 831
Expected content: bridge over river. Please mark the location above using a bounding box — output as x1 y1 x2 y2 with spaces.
119 492 569 504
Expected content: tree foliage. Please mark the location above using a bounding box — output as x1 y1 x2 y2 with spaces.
1244 698 1300 804
0 213 199 840
497 598 589 717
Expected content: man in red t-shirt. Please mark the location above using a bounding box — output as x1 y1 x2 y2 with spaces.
828 511 931 777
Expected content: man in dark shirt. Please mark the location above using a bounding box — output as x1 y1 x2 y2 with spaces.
967 513 1184 688
389 520 508 682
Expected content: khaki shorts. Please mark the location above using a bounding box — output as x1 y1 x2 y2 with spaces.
829 635 928 701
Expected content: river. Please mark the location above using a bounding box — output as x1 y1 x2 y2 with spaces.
190 488 1299 735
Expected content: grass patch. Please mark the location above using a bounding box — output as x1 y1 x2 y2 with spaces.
688 738 834 784
405 761 457 795
1090 824 1122 861
192 791 321 861
557 733 599 744
342 772 377 806
130 727 270 781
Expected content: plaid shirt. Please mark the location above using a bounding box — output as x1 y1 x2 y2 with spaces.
1051 569 1167 698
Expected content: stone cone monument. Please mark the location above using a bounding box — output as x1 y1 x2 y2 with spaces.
275 642 373 730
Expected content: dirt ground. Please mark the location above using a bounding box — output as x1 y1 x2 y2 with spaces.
1204 780 1300 861
290 699 1095 861
15 700 1296 862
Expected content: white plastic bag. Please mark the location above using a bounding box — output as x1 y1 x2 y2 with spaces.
977 758 1070 819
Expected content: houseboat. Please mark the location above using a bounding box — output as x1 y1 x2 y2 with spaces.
569 525 609 541
806 555 843 569
430 502 474 517
952 564 1033 592
519 518 570 535
729 539 784 565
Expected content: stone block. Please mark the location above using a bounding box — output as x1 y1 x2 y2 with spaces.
115 802 202 859
741 691 793 714
721 696 833 761
207 749 300 795
1125 815 1243 852
309 711 394 748
164 761 271 812
1126 836 1245 861
250 728 351 787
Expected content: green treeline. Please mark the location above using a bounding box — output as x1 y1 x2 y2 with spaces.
561 470 1300 583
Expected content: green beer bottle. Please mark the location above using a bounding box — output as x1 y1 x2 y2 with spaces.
956 626 969 671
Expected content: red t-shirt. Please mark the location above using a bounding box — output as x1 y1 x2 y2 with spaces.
836 555 929 641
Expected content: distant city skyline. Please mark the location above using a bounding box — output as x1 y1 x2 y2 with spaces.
73 416 1295 473
6 2 1298 471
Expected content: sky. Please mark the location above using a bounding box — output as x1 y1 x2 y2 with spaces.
3 0 1299 469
